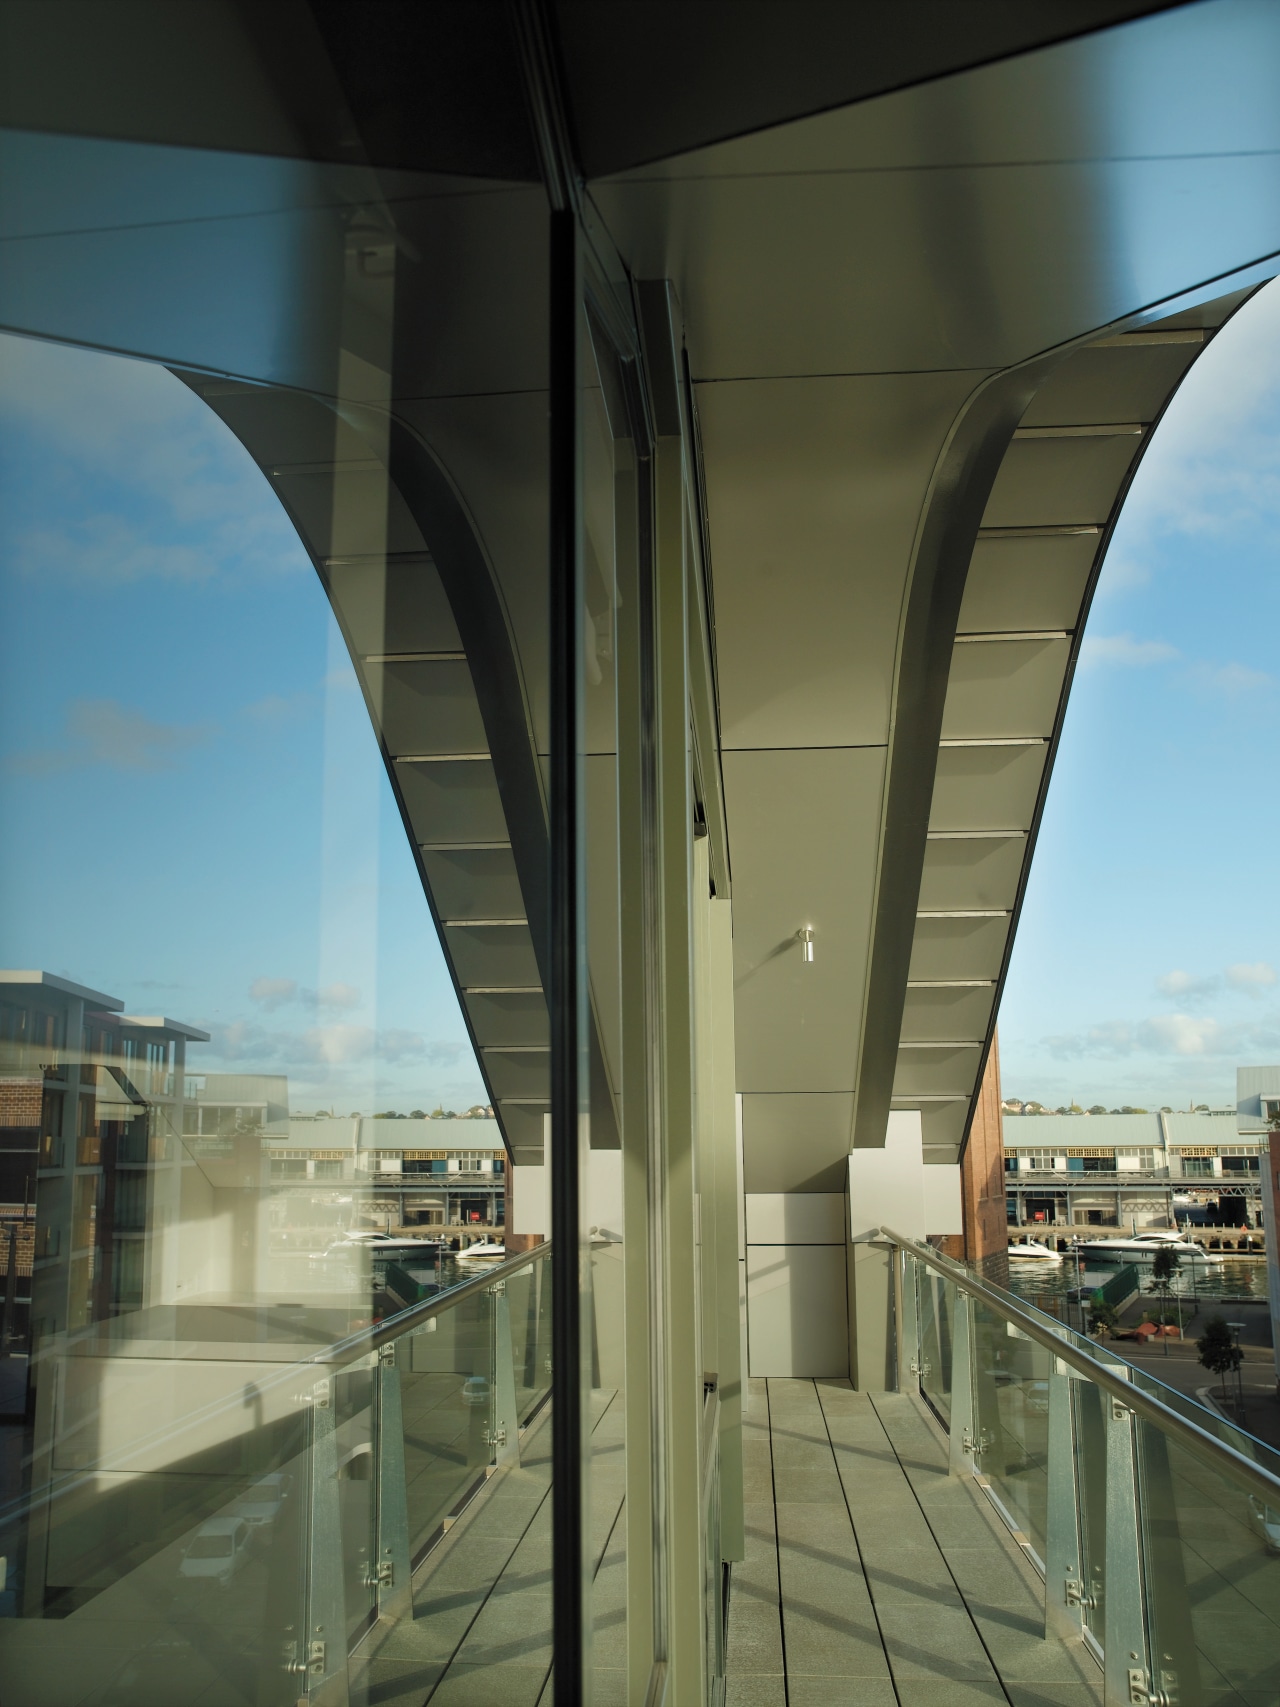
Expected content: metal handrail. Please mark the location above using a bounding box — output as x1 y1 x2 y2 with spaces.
881 1226 1280 1508
308 1238 551 1367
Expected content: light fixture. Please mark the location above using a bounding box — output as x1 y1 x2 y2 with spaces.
797 926 815 963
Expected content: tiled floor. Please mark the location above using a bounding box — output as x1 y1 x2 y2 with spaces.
726 1377 1104 1707
356 1389 626 1707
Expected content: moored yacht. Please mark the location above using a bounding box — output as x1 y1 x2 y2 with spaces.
1006 1240 1063 1263
1072 1230 1222 1267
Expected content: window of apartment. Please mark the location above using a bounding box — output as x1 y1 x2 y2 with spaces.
313 1159 343 1180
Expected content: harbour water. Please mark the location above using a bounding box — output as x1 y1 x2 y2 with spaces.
1006 1255 1267 1313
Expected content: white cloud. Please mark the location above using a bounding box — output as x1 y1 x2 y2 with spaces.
0 332 309 587
1155 969 1218 999
1225 961 1277 993
1079 633 1179 668
202 1015 468 1070
1187 660 1276 697
249 978 363 1015
5 697 212 775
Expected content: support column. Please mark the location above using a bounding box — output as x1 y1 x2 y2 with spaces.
848 1239 894 1392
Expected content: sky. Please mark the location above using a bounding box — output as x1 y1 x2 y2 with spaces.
999 278 1280 1112
0 333 487 1115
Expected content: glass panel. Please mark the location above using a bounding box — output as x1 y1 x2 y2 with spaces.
970 1293 1054 1561
918 1270 955 1427
1139 1418 1280 1705
0 29 555 1703
581 300 636 1700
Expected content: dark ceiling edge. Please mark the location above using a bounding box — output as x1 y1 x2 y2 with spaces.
558 1 1193 179
957 275 1276 1160
849 355 1060 1155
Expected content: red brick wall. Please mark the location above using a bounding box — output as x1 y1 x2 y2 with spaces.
0 1079 42 1128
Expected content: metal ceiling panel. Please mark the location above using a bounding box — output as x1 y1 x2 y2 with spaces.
909 916 1011 982
893 1044 983 1098
941 638 1071 739
394 758 510 844
1018 341 1201 426
463 991 549 1048
481 1048 551 1099
420 848 526 922
593 152 1280 381
982 434 1143 529
268 466 426 559
724 746 885 1094
900 985 997 1044
326 556 463 656
958 534 1095 633
929 745 1047 831
740 1092 856 1194
443 923 541 989
363 659 489 759
918 835 1026 912
696 372 977 751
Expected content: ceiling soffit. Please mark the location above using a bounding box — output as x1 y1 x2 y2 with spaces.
889 294 1263 1163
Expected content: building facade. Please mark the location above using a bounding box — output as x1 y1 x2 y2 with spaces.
1004 1109 1265 1236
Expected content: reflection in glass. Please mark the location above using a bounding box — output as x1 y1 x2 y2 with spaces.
0 124 553 1705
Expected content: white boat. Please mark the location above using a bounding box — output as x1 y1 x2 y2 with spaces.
457 1239 506 1262
1007 1240 1062 1263
1072 1231 1223 1267
324 1234 445 1258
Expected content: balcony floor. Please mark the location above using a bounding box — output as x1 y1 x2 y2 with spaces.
727 1377 1103 1707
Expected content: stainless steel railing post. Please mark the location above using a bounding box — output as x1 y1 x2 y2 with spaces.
948 1289 977 1480
373 1345 414 1627
1044 1359 1086 1643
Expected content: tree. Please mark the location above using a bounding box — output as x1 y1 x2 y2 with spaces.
1147 1246 1182 1354
1197 1316 1243 1402
1088 1296 1118 1338
1088 1105 1107 1116
410 1109 426 1120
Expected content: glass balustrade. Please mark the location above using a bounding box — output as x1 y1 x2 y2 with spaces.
897 1237 1280 1707
0 1244 552 1707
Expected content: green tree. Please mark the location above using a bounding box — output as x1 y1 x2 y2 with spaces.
1147 1247 1182 1354
1088 1296 1118 1338
1197 1315 1243 1402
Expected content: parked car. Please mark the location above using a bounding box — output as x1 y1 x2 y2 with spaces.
179 1518 253 1588
232 1472 291 1530
1249 1496 1280 1555
462 1375 491 1409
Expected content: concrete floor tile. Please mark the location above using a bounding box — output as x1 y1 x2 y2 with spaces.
786 1679 897 1707
359 1656 446 1707
1003 1682 1103 1707
724 1677 787 1707
427 1660 549 1705
876 1603 998 1680
894 1681 1007 1707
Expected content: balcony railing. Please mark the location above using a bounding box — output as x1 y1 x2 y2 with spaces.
0 1243 554 1705
883 1226 1280 1707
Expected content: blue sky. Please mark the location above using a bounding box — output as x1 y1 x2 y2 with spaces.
0 333 486 1114
999 279 1280 1111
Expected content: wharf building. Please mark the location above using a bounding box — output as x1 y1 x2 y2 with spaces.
1003 1109 1265 1239
4 8 1280 1705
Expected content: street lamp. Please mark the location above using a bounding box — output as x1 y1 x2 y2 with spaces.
1227 1321 1246 1421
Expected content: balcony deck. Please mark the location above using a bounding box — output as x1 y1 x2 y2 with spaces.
727 1377 1102 1707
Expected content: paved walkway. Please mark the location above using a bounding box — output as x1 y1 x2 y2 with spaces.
726 1377 1103 1707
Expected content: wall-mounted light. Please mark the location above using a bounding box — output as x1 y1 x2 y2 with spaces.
797 927 815 963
